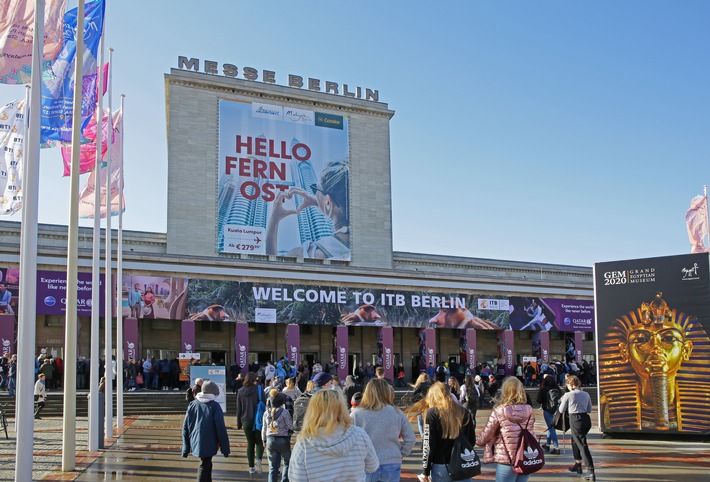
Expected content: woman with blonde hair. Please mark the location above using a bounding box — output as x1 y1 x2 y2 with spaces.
448 376 461 402
406 381 476 482
281 377 301 401
476 377 536 482
352 378 416 482
411 372 432 437
290 389 378 481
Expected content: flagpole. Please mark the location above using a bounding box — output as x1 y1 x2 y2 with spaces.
115 87 125 429
104 47 114 440
62 0 85 472
88 32 105 453
14 0 42 470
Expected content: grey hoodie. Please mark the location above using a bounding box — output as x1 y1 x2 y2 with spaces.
289 425 378 482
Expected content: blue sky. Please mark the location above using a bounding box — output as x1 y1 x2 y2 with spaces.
1 0 708 267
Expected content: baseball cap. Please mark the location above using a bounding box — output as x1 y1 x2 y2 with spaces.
313 372 333 387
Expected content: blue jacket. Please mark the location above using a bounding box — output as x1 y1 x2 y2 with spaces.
182 396 230 458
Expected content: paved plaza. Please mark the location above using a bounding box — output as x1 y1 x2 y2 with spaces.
0 408 708 481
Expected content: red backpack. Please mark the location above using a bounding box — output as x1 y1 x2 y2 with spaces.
502 414 545 475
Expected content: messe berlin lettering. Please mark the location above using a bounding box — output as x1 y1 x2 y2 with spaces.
178 56 380 102
252 286 467 308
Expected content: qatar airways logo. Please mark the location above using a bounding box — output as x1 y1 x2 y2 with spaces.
238 344 247 368
184 343 193 353
427 348 435 365
126 341 136 360
338 346 347 369
289 345 298 364
468 348 476 367
507 349 513 370
1 338 10 356
384 347 393 370
542 349 549 363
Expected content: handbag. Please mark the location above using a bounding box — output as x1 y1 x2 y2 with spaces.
136 373 144 385
446 413 481 479
552 409 569 432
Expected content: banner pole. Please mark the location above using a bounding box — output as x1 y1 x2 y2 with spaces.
87 28 105 454
62 0 85 471
104 47 114 439
116 92 125 427
14 0 43 471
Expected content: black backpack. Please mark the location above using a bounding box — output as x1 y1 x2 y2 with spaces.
292 391 313 432
446 413 481 479
543 388 562 414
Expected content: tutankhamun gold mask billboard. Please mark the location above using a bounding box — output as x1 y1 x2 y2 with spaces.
594 253 710 434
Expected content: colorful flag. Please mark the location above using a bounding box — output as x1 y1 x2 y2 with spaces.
60 108 109 176
78 108 125 218
686 194 709 253
0 98 26 215
0 0 66 84
40 0 105 144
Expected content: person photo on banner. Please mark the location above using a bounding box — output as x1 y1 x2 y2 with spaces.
128 283 143 319
0 282 13 314
266 160 350 260
142 286 156 319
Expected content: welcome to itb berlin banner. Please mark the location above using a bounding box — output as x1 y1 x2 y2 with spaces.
595 253 710 435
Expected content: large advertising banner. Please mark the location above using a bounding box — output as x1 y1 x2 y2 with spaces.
508 296 594 332
37 270 105 316
0 268 19 315
595 253 710 434
186 279 510 329
0 314 14 356
190 365 227 413
217 99 350 260
122 275 188 320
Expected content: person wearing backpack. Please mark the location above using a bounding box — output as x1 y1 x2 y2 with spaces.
405 382 476 482
292 372 333 433
261 393 293 482
559 375 595 481
535 375 561 455
236 372 265 474
476 377 538 482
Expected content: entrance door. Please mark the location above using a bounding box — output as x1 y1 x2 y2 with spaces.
210 351 227 366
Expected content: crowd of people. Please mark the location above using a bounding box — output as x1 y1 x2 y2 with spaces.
181 356 596 482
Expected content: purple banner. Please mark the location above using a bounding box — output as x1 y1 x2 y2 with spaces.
336 325 349 380
538 331 550 364
37 270 105 316
182 321 195 354
378 327 394 381
498 330 515 376
235 323 249 375
465 329 477 371
508 296 594 332
124 318 138 361
286 324 300 367
574 332 584 365
425 328 436 368
0 314 14 356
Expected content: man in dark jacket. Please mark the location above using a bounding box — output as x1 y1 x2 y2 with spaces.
182 381 230 481
186 378 204 402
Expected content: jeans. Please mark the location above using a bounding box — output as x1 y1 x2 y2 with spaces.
197 456 212 482
495 464 529 482
542 410 558 448
266 436 291 482
431 463 472 482
365 463 401 482
7 377 15 397
242 419 264 468
570 413 594 468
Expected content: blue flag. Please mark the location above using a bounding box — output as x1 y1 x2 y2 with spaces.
40 0 105 145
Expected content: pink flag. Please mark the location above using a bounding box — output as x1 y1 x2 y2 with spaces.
78 109 125 218
686 194 709 253
60 107 109 176
0 0 66 84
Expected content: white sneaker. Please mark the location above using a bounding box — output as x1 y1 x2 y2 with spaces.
249 467 256 474
255 459 262 473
